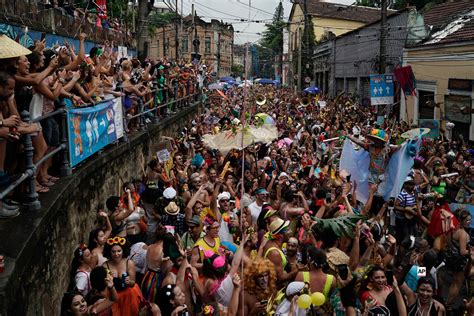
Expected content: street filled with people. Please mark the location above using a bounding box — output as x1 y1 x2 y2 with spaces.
0 31 473 316
63 84 472 315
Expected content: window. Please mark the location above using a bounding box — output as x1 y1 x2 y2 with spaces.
418 90 435 120
205 36 211 53
181 36 188 53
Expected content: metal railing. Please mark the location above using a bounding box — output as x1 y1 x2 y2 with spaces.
0 81 201 211
0 0 135 47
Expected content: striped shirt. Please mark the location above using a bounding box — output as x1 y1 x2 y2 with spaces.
396 189 416 218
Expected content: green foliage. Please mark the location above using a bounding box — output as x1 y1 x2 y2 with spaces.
260 2 285 55
231 64 244 77
314 214 365 238
149 11 180 28
393 0 443 11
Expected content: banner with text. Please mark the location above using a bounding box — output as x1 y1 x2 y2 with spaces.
67 98 124 167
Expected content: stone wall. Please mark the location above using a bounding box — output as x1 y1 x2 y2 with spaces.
0 103 200 316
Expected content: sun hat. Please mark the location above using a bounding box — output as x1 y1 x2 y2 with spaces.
268 217 290 235
367 128 389 142
217 191 231 202
163 187 177 199
264 209 278 219
285 281 305 296
0 35 32 59
164 201 180 215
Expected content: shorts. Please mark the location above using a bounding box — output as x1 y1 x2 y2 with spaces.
124 95 133 110
41 117 60 147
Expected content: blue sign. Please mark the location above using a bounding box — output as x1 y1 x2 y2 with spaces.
370 74 394 105
67 98 124 167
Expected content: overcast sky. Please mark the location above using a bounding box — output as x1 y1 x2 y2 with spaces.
173 0 353 44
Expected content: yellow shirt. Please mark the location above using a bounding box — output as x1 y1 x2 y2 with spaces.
194 236 221 262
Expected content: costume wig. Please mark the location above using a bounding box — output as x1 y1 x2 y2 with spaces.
243 258 277 301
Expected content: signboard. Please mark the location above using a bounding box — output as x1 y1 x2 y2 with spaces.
67 98 124 167
419 119 440 139
370 74 394 105
445 95 471 124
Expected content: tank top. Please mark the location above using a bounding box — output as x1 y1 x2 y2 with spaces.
264 247 288 270
302 271 334 298
195 237 221 261
432 180 446 195
407 299 437 316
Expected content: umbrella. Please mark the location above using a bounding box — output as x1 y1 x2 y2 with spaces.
220 76 235 82
202 126 278 155
208 83 224 90
304 86 320 94
255 113 275 126
258 78 275 85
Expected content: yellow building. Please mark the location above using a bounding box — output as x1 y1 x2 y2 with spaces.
287 1 396 87
288 1 395 52
400 1 474 141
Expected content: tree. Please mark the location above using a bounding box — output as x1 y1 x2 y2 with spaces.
260 1 285 78
393 0 443 10
231 64 244 78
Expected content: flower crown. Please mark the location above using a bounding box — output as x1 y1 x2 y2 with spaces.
107 237 126 246
78 243 87 257
203 305 215 315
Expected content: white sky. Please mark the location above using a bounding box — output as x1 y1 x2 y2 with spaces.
170 0 353 44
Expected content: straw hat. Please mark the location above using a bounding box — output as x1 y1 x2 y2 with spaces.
0 35 32 59
268 217 290 235
164 201 180 215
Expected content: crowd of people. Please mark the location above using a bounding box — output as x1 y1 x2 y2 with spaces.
58 77 473 316
0 27 473 316
0 33 207 218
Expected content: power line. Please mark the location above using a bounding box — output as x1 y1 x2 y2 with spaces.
230 0 275 17
193 2 243 19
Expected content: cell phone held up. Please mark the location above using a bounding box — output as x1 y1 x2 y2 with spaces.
337 264 349 280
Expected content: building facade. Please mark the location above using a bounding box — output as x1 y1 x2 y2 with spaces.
400 1 474 142
288 0 397 89
312 8 418 101
148 15 234 76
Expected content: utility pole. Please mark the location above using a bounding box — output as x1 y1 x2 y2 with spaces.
175 0 179 60
180 0 183 37
217 32 221 77
297 29 302 91
379 0 387 74
304 0 312 90
192 4 200 59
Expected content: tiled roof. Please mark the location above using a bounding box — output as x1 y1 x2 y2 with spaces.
305 2 397 23
421 2 474 46
423 1 474 28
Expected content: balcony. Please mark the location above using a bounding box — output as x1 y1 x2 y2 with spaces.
0 0 135 47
